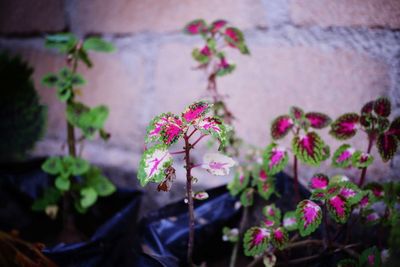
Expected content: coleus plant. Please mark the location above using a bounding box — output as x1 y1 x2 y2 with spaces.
137 100 235 266
33 33 116 237
268 106 331 200
330 97 400 186
184 19 250 156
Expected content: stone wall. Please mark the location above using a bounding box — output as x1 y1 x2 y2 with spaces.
1 0 399 192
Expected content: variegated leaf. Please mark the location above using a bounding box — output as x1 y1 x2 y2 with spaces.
332 144 355 168
193 191 209 200
327 195 350 223
376 133 397 162
243 227 270 256
263 204 281 223
271 227 288 250
361 101 374 114
338 182 362 205
240 188 254 207
292 132 326 166
195 116 228 148
359 190 373 209
289 106 304 121
388 116 400 140
295 200 322 237
309 173 329 190
263 143 289 175
201 153 236 176
138 144 173 187
310 189 326 202
351 151 374 168
306 112 332 129
321 145 331 161
227 167 249 196
283 211 298 231
373 97 391 117
146 113 183 145
262 218 276 228
364 183 384 199
257 180 275 201
181 101 211 124
271 115 294 140
210 19 227 33
330 113 359 140
224 27 249 54
329 174 350 185
183 19 207 35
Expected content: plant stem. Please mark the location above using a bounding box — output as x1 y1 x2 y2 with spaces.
323 204 332 248
184 133 195 266
358 135 374 187
229 206 249 267
192 134 207 148
293 154 300 202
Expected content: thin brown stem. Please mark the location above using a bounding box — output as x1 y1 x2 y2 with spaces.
170 150 186 155
358 135 374 187
229 206 249 267
184 133 195 266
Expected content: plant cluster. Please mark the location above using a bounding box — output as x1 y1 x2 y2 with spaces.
223 97 400 267
137 100 236 265
33 33 116 219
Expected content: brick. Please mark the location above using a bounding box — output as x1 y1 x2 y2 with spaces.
70 0 267 34
155 42 391 180
0 41 146 163
290 0 400 29
0 0 66 34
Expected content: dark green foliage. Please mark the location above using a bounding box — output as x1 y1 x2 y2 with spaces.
0 52 47 162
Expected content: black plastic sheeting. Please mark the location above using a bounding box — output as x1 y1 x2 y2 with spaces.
1 158 320 267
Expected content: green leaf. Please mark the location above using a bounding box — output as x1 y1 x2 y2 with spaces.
257 180 275 200
222 227 239 243
55 176 70 191
70 157 90 176
85 167 116 197
262 204 281 223
243 227 270 256
240 188 254 207
42 157 63 175
137 144 174 187
74 199 88 214
80 187 98 208
227 168 249 196
56 86 72 102
71 73 86 86
332 144 355 168
292 131 326 167
283 211 298 231
271 227 288 250
351 151 374 168
45 33 78 53
78 49 93 68
191 48 211 64
42 73 59 87
83 37 116 52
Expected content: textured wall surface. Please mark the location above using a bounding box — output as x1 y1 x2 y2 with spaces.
0 0 399 196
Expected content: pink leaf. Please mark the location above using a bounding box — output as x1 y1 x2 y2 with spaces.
271 227 288 250
309 173 329 190
295 200 322 236
183 19 207 35
292 132 326 166
330 113 359 140
327 195 350 223
243 227 270 256
271 115 294 140
210 19 227 33
306 112 331 129
182 101 210 124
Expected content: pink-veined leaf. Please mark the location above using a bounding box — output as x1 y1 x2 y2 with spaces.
253 167 271 183
227 167 249 196
271 115 294 140
216 57 236 77
262 143 289 175
257 180 275 201
376 133 397 162
261 218 276 228
262 204 281 223
373 97 391 117
327 195 350 223
271 227 288 250
193 191 209 200
310 189 326 202
295 200 322 237
146 113 177 144
289 106 304 121
181 101 211 124
195 116 228 148
306 112 332 129
351 151 374 168
359 190 373 209
364 183 384 199
224 27 249 55
192 47 212 64
332 144 355 168
309 173 329 190
361 101 374 114
138 144 173 187
243 227 270 256
210 19 227 33
292 131 326 166
160 116 184 145
338 182 362 205
321 145 330 161
360 246 381 267
330 113 359 140
183 19 207 35
201 153 236 176
283 211 298 231
240 188 254 207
